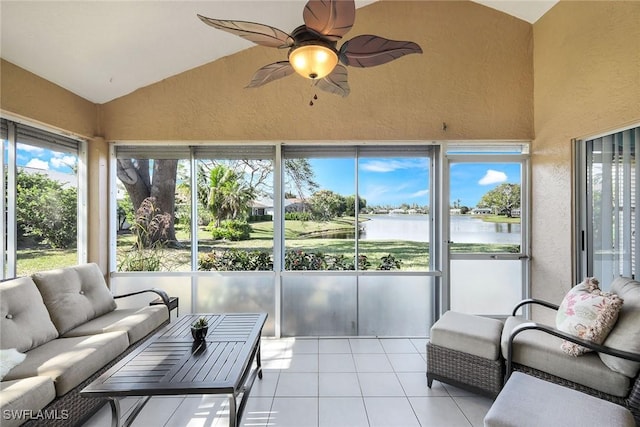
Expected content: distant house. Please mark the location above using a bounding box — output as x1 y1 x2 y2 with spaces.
248 197 312 216
511 208 521 217
450 208 461 215
249 199 271 216
471 208 493 215
284 198 310 213
389 208 405 215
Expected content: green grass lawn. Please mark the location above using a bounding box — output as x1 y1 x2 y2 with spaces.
16 248 77 277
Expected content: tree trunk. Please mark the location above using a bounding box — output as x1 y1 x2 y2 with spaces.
117 159 178 243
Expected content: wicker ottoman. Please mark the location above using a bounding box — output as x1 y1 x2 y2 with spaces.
427 311 504 397
484 372 635 427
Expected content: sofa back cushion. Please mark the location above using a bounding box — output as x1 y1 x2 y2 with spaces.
599 276 640 377
31 263 117 335
0 277 59 352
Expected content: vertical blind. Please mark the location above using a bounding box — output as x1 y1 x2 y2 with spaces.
587 126 639 283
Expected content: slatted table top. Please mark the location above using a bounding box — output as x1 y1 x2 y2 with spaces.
81 313 267 397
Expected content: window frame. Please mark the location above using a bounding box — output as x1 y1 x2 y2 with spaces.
1 117 87 279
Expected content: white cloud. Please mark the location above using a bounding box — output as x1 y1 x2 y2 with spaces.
360 159 427 173
25 159 49 170
361 160 398 173
409 189 429 198
51 155 76 169
478 169 507 185
16 143 45 154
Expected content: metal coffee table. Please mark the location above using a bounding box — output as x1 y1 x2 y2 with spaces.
81 313 267 427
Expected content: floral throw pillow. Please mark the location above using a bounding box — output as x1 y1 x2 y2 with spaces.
555 277 623 356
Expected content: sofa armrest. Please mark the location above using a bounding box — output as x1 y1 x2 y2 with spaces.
511 298 559 316
505 321 640 382
113 288 170 307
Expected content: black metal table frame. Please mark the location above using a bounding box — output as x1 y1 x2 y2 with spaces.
81 314 266 427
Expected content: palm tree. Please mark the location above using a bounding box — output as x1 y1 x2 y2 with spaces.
207 165 255 226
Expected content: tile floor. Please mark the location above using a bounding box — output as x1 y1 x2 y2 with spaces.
83 338 493 427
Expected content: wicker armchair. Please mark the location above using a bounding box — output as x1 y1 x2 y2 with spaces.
503 277 640 426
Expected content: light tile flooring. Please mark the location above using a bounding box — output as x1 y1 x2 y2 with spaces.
83 338 493 427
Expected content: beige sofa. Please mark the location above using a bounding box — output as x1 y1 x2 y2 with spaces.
0 263 170 427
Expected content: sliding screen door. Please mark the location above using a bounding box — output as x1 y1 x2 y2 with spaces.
578 126 639 289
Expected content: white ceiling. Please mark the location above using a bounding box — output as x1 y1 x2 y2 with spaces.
0 1 558 104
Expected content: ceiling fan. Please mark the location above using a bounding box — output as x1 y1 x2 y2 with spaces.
197 0 422 98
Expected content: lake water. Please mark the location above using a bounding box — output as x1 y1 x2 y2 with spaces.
361 214 520 244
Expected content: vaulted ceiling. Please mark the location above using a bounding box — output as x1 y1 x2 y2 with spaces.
0 1 557 104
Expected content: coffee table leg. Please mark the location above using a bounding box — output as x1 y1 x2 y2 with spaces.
108 398 121 427
229 395 238 427
257 341 263 379
122 396 152 427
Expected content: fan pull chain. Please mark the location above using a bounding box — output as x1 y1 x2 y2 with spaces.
309 93 318 106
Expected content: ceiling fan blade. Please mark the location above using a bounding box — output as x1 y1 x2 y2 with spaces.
197 15 294 48
303 0 355 41
315 65 350 97
246 61 295 88
339 35 422 68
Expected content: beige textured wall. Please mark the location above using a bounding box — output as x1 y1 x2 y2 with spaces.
0 59 98 138
101 1 533 141
0 59 111 269
531 1 640 308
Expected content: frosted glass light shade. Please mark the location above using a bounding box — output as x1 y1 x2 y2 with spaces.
289 44 338 80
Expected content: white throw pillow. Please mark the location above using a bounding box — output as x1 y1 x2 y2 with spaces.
556 277 623 356
0 348 26 380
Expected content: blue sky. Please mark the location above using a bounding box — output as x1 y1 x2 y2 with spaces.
10 143 76 174
310 158 521 208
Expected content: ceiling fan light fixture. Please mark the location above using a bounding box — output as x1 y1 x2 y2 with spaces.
289 43 338 80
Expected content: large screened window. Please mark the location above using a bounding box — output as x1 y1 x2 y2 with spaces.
282 145 431 271
283 147 357 270
115 146 191 272
194 146 275 272
2 119 84 278
114 145 275 272
113 144 432 273
576 126 639 289
358 147 430 271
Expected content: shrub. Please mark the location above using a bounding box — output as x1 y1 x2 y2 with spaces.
284 250 327 270
208 219 252 241
284 251 372 271
248 214 273 222
377 254 402 270
132 197 171 249
118 249 163 271
16 171 77 248
198 248 273 271
284 212 313 221
358 255 371 270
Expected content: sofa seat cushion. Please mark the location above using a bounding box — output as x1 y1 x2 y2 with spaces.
62 305 168 344
0 277 59 352
502 316 631 397
32 263 117 335
2 331 129 396
0 376 56 427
